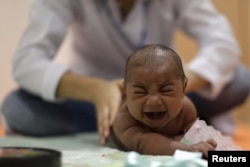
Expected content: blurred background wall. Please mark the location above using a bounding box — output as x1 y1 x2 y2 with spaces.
0 1 29 103
175 0 250 66
0 0 249 113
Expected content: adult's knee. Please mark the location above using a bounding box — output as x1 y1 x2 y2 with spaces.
187 65 250 118
228 65 250 103
1 89 39 134
1 90 25 120
1 89 72 136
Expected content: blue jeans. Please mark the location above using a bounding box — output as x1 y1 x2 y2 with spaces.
1 91 97 136
187 65 250 120
1 65 250 136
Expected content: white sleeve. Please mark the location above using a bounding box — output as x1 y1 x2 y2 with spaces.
13 0 74 101
175 0 241 98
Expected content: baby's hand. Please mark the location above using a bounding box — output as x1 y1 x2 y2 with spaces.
188 139 217 159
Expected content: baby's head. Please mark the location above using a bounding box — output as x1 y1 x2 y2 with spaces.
124 44 187 130
125 45 186 84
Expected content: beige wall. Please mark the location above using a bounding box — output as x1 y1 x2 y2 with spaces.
0 0 249 104
0 0 30 103
175 0 250 66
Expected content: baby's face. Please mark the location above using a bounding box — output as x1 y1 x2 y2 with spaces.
125 63 185 130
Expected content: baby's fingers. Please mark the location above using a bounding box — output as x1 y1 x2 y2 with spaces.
207 139 217 148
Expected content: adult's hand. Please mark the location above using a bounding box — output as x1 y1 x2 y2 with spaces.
92 79 124 145
56 72 124 145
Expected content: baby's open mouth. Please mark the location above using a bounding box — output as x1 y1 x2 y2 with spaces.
145 111 166 119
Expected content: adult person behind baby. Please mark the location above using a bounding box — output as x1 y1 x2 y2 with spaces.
112 44 217 158
1 0 250 144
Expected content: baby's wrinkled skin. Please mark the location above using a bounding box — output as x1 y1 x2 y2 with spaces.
112 45 217 158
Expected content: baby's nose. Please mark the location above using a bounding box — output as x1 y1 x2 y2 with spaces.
145 95 163 107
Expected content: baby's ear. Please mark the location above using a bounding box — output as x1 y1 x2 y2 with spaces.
123 80 126 89
123 81 127 95
114 79 126 96
183 77 188 92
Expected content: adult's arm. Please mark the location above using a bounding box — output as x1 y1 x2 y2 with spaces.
57 73 123 144
12 0 74 101
175 0 241 98
12 0 123 144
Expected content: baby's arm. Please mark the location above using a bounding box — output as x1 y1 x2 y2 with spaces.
182 95 198 131
170 96 197 141
113 112 185 155
112 104 206 156
181 96 217 158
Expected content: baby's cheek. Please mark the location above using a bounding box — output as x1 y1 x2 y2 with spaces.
166 100 182 114
129 106 141 118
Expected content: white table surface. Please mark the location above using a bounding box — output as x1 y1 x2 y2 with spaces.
0 133 126 167
0 133 207 167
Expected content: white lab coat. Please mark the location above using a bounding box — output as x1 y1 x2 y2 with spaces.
12 0 240 101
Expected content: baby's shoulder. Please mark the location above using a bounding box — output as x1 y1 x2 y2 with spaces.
115 103 136 123
182 95 196 114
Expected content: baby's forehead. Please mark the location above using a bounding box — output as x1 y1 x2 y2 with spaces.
128 51 176 70
129 62 176 76
127 65 180 86
128 59 178 81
